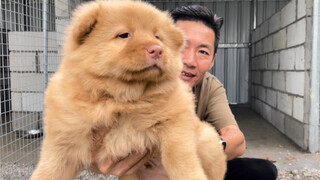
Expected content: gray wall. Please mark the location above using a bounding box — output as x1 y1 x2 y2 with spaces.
250 0 318 151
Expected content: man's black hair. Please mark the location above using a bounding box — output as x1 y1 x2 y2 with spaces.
170 5 223 55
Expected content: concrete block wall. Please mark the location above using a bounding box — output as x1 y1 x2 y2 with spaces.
9 32 60 131
250 0 314 150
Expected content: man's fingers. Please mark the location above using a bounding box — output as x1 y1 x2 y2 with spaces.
96 160 115 174
108 151 152 176
124 150 153 175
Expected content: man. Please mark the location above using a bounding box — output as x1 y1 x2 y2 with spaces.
91 5 277 180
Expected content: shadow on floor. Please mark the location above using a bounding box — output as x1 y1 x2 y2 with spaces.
231 106 320 170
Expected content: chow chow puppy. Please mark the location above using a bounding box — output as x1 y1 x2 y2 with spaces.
31 0 226 179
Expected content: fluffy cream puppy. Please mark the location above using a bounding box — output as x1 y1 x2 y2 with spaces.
31 1 226 180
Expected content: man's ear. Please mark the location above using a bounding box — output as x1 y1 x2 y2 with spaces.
209 54 216 70
66 1 101 49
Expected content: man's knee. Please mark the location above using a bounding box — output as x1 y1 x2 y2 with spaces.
226 158 277 180
252 158 277 179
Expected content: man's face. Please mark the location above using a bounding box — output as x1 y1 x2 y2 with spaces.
176 20 216 87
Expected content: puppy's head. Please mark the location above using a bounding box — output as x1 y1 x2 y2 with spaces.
63 0 185 83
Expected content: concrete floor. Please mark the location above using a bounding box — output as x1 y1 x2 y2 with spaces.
232 106 320 170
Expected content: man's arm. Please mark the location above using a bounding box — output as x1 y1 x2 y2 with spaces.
218 124 246 160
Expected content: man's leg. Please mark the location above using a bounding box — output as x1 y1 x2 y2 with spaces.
224 158 278 180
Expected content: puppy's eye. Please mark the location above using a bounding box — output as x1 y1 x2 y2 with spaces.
155 35 160 39
118 33 131 39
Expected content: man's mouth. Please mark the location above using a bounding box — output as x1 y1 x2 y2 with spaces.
181 71 196 77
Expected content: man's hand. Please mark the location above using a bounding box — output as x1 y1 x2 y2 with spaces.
90 150 152 176
90 126 152 176
218 124 246 160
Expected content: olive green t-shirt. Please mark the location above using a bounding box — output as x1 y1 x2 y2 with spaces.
192 72 237 130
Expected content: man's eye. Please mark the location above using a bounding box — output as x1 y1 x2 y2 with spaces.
118 33 131 38
199 50 209 55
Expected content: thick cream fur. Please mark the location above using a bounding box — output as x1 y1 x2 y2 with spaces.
31 1 226 180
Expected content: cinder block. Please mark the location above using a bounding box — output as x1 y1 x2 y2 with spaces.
267 52 279 70
262 71 272 87
10 73 44 92
8 32 59 51
258 86 266 101
269 12 281 33
280 48 295 70
11 112 41 131
252 29 259 43
256 41 263 56
297 0 307 19
255 28 261 43
253 98 263 115
293 96 304 122
11 92 22 111
21 93 44 112
262 103 272 122
10 52 37 72
251 85 256 97
286 72 305 96
277 92 293 115
252 71 261 84
251 44 256 57
266 88 277 108
39 52 62 72
271 108 285 133
260 21 269 39
284 116 305 148
273 71 285 91
252 56 266 70
287 18 306 47
251 57 259 70
251 98 257 113
250 98 255 109
258 55 267 69
263 36 273 53
253 85 260 98
295 46 305 70
280 0 296 28
273 29 286 50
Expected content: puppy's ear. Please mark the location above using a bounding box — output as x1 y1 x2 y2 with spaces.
166 24 185 51
66 1 101 48
162 14 185 50
214 14 224 30
171 27 185 50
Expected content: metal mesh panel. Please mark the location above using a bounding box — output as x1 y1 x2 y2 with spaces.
0 0 116 179
0 0 60 178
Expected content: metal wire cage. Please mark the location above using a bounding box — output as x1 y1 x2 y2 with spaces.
0 0 116 179
0 0 57 178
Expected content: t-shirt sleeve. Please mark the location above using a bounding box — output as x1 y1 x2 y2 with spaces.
204 79 238 131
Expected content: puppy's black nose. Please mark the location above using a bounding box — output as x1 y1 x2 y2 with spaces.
146 45 162 60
